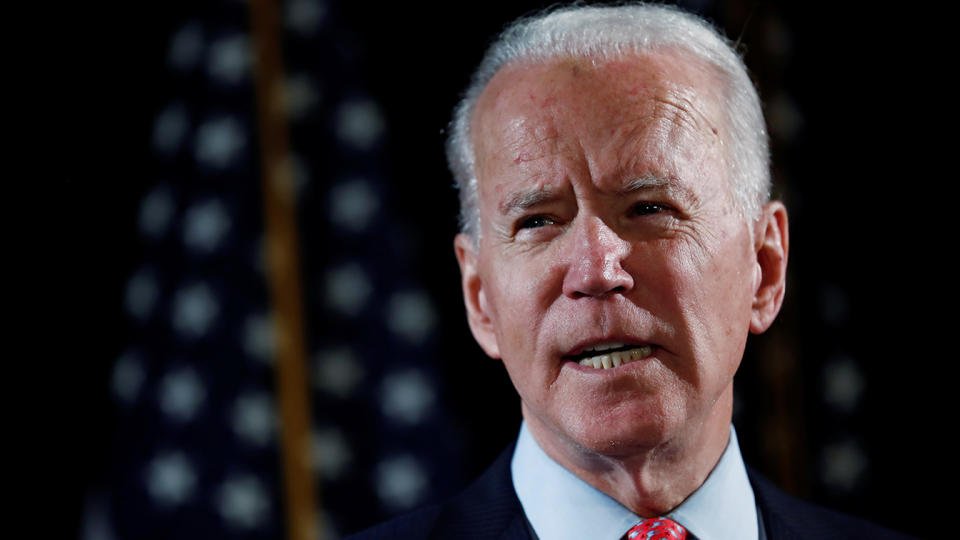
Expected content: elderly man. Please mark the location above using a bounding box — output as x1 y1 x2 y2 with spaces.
350 3 911 539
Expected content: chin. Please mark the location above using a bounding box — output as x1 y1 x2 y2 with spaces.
560 399 685 457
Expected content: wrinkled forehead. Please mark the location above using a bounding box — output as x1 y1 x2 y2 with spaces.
470 49 730 194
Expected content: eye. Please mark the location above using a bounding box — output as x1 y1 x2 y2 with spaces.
632 202 667 216
517 214 556 230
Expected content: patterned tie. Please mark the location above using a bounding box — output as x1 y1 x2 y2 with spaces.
623 517 688 539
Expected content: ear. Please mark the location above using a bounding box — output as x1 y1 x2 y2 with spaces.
750 201 789 334
454 233 501 358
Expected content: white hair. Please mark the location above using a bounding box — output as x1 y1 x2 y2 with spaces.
446 2 770 239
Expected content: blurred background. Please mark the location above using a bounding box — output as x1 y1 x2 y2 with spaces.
49 0 948 538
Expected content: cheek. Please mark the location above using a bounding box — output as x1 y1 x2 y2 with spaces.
678 235 755 367
634 234 754 352
485 270 562 400
486 264 556 347
661 225 754 305
629 240 703 311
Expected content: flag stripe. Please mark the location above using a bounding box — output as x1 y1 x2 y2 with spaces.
248 1 320 538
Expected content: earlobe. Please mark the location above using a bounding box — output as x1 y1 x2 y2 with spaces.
454 233 501 358
750 201 789 334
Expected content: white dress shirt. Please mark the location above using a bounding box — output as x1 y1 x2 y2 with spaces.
511 422 759 540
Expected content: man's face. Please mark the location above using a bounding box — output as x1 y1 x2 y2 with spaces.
457 51 776 456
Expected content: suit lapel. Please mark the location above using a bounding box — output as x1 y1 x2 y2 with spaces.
431 444 533 539
749 467 860 540
499 512 536 540
749 468 803 540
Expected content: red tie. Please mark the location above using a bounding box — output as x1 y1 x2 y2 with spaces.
623 517 688 539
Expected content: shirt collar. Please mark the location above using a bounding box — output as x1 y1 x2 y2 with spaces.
511 422 758 540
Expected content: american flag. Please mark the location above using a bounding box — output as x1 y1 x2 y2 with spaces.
81 1 464 537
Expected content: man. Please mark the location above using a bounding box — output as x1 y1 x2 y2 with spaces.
350 3 912 539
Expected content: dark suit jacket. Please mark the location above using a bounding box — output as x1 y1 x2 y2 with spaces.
347 445 915 539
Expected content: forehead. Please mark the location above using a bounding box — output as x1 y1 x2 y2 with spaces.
470 50 728 200
476 49 724 116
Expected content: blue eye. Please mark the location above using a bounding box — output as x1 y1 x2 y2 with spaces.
633 202 666 216
518 215 555 229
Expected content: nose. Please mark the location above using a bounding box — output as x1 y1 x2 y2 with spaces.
562 216 634 299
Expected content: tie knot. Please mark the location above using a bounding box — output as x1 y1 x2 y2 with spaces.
623 517 688 540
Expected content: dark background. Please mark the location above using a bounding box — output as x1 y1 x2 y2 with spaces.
51 1 947 538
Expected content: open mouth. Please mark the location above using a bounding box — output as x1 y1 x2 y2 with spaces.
566 342 655 369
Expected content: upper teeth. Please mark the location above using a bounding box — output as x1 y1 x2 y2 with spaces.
583 342 627 353
578 345 653 369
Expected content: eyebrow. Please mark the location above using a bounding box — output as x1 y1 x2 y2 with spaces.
621 175 671 194
497 175 697 215
498 187 559 216
623 175 700 206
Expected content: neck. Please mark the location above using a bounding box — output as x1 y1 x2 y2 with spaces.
522 387 733 517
